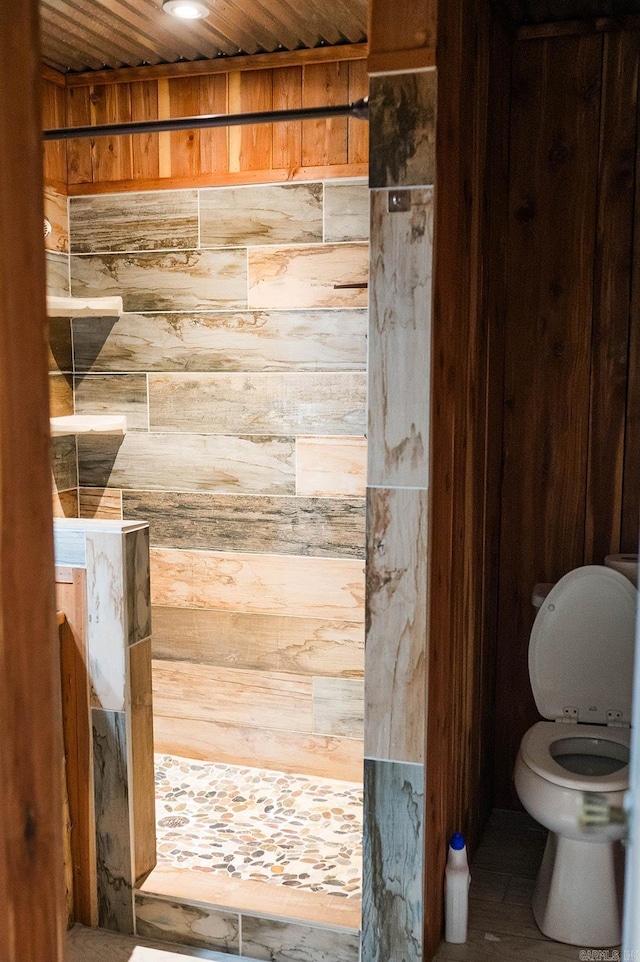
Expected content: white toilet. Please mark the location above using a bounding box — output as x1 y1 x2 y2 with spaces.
514 564 638 946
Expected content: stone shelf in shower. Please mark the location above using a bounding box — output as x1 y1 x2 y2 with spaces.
47 294 123 318
50 415 128 437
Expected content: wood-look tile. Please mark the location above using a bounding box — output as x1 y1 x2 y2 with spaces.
75 374 149 431
72 309 367 374
79 487 123 520
70 249 247 312
154 714 363 781
296 436 367 497
52 435 77 493
468 899 548 942
362 758 424 962
433 929 591 961
125 527 151 645
148 372 366 436
503 875 536 906
53 488 79 518
46 250 70 296
85 531 127 711
472 826 547 880
313 677 364 738
200 183 323 247
153 660 313 733
70 191 198 253
365 487 428 763
135 895 239 954
248 243 368 309
92 708 134 934
139 864 362 931
241 916 360 962
67 924 242 961
368 71 436 189
151 607 364 678
49 316 73 373
122 491 365 559
469 869 510 904
324 182 369 242
150 547 365 621
368 188 433 487
44 187 69 254
49 372 74 418
129 639 156 886
78 433 295 495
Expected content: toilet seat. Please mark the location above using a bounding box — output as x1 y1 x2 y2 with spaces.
520 720 631 792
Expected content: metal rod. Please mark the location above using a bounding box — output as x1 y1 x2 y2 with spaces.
43 97 369 141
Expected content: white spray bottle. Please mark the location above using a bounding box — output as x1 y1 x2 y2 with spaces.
444 832 470 943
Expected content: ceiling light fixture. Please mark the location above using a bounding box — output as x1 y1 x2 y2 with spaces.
162 0 209 19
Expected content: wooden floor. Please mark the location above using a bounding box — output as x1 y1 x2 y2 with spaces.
434 810 619 961
66 924 249 961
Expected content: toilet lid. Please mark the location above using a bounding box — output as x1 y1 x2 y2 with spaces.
529 565 638 725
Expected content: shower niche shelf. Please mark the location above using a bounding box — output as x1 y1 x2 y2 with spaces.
47 294 123 318
50 415 127 437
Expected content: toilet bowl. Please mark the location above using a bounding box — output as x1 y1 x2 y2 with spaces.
514 565 638 946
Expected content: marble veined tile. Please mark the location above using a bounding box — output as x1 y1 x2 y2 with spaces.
46 251 70 296
200 183 323 247
369 71 436 189
51 434 77 493
92 708 134 934
313 677 364 738
70 191 198 254
241 916 360 962
70 249 247 313
135 895 239 954
85 531 127 711
296 436 367 497
248 244 368 310
125 526 151 646
78 433 295 496
324 182 369 242
362 758 424 962
148 372 366 436
72 309 367 373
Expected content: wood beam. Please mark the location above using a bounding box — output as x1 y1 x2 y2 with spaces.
0 1 65 958
59 43 368 88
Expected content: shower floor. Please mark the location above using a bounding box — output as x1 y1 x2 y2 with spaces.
153 754 363 900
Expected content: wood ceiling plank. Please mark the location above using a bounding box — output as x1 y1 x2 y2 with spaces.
134 0 237 56
41 5 159 68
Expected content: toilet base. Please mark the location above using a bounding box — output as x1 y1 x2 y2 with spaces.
533 832 624 946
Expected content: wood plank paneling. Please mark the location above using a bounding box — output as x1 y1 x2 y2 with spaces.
70 249 247 313
72 309 367 374
198 75 229 176
272 66 303 170
153 714 363 781
90 84 134 184
57 570 96 927
248 243 368 309
494 32 603 809
43 78 68 191
148 372 366 435
237 69 273 172
122 491 365 558
367 0 436 73
302 62 349 167
131 81 160 182
151 606 364 677
347 60 369 166
78 433 295 494
168 78 203 181
66 86 93 187
296 436 367 497
585 30 639 562
150 547 365 620
152 660 313 732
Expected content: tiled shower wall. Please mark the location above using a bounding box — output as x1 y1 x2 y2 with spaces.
66 181 369 782
45 186 78 517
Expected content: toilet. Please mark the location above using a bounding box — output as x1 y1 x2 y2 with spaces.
514 564 638 946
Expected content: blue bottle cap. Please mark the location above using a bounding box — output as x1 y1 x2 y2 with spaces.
450 832 465 850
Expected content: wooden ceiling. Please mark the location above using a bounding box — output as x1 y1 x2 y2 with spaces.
39 0 368 73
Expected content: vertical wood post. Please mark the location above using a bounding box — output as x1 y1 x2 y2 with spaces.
0 2 66 958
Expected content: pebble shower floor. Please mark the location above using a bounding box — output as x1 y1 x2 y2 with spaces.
154 754 363 898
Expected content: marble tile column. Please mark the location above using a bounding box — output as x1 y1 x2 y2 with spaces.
54 518 155 935
362 69 436 962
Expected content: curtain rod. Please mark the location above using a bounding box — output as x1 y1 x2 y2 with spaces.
43 97 369 141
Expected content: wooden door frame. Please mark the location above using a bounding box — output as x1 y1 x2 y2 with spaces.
0 2 66 958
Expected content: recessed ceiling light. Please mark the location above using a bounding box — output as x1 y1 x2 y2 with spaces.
163 0 209 19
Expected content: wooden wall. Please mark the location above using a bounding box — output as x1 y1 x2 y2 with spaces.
41 54 368 195
494 23 640 808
